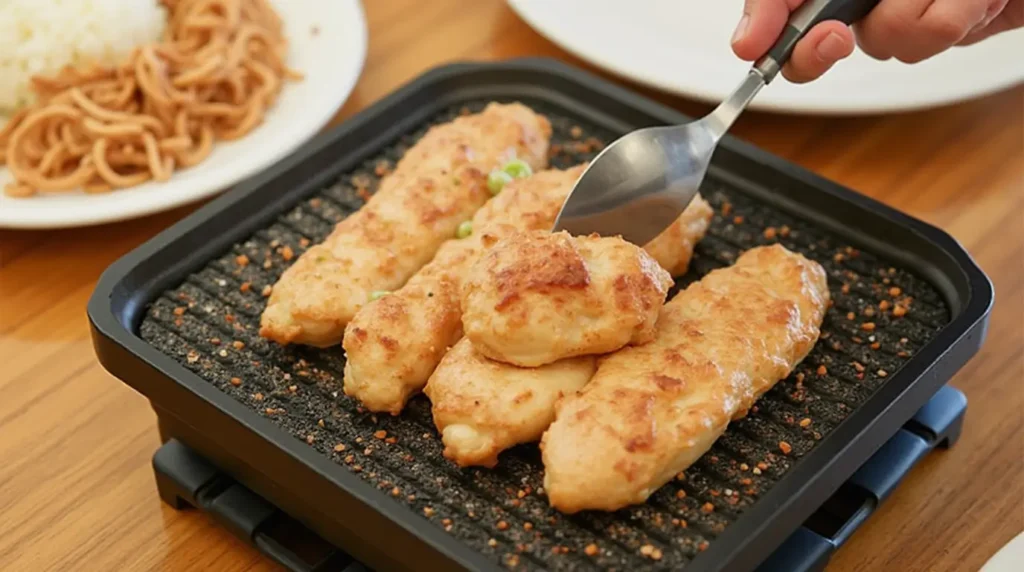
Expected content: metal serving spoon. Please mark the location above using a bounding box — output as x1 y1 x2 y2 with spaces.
553 0 881 246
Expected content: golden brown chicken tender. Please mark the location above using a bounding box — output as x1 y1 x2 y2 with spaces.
342 166 588 414
541 245 829 513
425 200 713 468
460 231 673 367
259 103 552 347
423 339 596 468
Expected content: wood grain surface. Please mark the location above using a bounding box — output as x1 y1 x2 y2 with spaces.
1 1 1021 571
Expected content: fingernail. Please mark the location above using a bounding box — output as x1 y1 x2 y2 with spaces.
816 32 849 61
732 14 750 45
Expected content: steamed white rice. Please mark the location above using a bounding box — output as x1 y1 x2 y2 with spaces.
0 0 167 113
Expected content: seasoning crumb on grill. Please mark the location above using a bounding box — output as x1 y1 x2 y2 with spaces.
422 432 431 439
253 392 264 401
225 314 235 324
816 365 827 376
841 283 850 294
898 350 910 358
889 286 902 297
496 520 509 531
388 486 400 497
306 434 315 445
852 361 865 373
186 350 200 364
640 544 655 556
489 539 498 548
739 463 749 471
262 259 272 270
374 161 391 176
374 430 387 439
288 385 298 393
523 522 533 531
763 227 777 239
676 490 686 499
721 202 732 215
893 304 908 317
343 454 354 464
423 507 435 517
780 225 791 237
862 322 876 331
699 541 710 551
235 254 249 267
363 447 373 455
516 489 526 499
757 461 769 470
675 472 685 481
506 555 520 567
218 349 228 357
385 436 398 444
701 502 715 513
173 306 186 316
279 246 295 261
232 340 245 350
569 125 583 138
239 282 251 293
265 407 278 415
846 312 855 320
752 467 762 475
800 418 812 428
333 443 346 452
877 369 889 377
833 253 845 262
229 377 242 387
317 419 325 428
779 441 793 455
879 300 891 311
733 215 744 224
407 494 416 501
863 306 876 317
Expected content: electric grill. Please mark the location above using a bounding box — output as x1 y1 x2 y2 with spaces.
89 59 992 572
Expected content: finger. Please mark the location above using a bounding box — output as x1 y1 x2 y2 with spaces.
857 0 991 63
781 21 856 83
958 0 1022 45
732 0 806 61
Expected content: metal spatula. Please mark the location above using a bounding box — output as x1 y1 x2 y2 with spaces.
552 0 881 245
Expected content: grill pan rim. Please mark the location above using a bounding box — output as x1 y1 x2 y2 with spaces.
88 58 993 572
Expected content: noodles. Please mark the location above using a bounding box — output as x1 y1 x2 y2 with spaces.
0 0 299 197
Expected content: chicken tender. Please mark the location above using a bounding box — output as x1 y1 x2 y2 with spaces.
342 166 588 414
461 231 673 367
541 245 829 513
425 202 713 468
259 103 552 347
423 339 597 468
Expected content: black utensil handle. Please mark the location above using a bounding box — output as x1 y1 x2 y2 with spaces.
759 0 882 81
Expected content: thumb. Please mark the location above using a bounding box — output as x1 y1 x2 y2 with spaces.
732 0 806 61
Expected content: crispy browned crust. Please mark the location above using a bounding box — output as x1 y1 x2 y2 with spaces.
541 245 830 513
425 198 714 467
342 166 588 414
461 231 673 367
259 102 552 348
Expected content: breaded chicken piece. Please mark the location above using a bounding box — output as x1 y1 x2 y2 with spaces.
344 178 713 415
423 339 597 468
461 231 673 367
342 166 588 414
541 245 829 513
259 103 552 347
425 203 713 468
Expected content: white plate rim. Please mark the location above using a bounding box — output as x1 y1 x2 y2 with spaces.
507 0 1024 115
0 0 368 230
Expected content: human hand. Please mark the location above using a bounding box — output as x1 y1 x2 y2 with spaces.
731 0 1023 83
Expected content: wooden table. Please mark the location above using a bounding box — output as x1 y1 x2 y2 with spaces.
1 2 1021 570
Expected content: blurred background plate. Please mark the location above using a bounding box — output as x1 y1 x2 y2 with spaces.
508 0 1024 115
0 0 368 229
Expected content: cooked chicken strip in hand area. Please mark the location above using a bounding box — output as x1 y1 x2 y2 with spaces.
541 244 829 513
259 103 552 347
425 200 713 468
341 166 588 414
460 230 673 367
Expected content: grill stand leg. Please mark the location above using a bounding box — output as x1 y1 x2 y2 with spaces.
757 385 967 572
152 386 966 572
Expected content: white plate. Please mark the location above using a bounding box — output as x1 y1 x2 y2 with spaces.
508 0 1024 115
0 0 368 229
981 531 1024 572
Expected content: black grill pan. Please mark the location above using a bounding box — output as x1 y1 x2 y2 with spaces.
89 58 993 572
